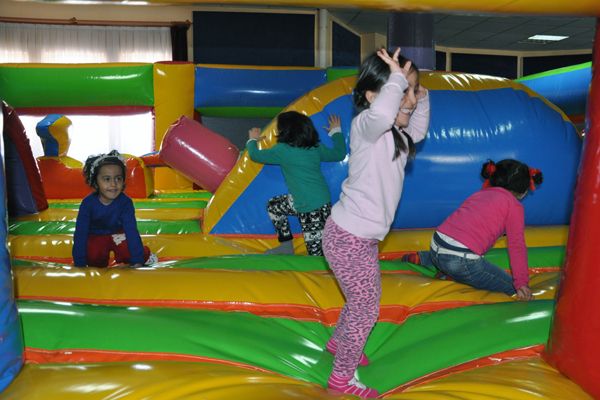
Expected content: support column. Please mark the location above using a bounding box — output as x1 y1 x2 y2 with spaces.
317 9 329 68
387 13 435 70
544 18 600 399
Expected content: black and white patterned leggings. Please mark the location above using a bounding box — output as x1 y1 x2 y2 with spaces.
267 194 331 256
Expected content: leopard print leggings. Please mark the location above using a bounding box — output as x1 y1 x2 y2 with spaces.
323 217 381 378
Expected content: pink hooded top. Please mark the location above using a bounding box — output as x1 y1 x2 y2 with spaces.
438 187 529 289
331 72 430 241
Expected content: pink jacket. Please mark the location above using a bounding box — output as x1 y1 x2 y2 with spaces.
438 187 529 289
331 72 430 240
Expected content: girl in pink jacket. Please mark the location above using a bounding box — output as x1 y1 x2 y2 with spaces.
404 159 543 301
323 48 430 398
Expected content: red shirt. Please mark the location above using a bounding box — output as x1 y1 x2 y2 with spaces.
438 187 529 289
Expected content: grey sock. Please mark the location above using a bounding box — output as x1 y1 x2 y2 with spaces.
265 240 294 255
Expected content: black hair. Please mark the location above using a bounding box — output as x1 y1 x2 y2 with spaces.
83 149 127 191
353 50 419 161
276 111 319 148
481 159 543 195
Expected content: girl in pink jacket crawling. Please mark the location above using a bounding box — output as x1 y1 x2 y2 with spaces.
404 159 543 302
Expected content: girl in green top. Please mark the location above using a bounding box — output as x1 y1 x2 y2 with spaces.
247 111 346 256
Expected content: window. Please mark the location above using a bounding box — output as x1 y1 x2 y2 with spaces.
19 113 154 162
0 22 171 63
193 11 315 66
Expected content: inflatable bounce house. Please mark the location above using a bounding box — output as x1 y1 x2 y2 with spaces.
0 2 599 398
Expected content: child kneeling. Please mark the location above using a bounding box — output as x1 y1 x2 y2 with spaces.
72 150 157 268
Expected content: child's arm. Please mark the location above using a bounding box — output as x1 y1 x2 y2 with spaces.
246 128 284 165
121 197 145 266
352 72 407 143
319 114 347 162
404 86 430 144
72 200 92 267
505 204 533 300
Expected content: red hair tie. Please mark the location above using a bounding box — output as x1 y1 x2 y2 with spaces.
529 168 541 191
482 162 496 188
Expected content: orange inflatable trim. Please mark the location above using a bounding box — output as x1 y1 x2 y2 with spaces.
37 154 154 199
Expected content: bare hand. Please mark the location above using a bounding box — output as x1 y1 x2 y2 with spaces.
416 85 428 100
325 114 341 131
376 48 405 75
248 127 261 140
516 285 534 301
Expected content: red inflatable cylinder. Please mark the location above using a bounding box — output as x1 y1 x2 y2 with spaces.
159 116 239 193
544 18 600 399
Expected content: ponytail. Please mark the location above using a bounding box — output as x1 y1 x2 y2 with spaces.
391 126 416 160
481 159 543 194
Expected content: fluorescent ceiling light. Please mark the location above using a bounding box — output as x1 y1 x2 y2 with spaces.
528 34 568 41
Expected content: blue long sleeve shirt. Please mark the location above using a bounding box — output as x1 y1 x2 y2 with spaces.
72 192 144 266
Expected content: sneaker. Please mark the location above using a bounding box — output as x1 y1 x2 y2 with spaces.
326 339 369 366
401 252 421 265
328 373 379 398
145 252 159 266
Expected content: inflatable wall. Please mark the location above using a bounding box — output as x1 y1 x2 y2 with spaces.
203 72 582 235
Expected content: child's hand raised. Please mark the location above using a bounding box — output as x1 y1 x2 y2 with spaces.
325 115 341 132
248 127 261 140
376 48 411 77
416 85 428 100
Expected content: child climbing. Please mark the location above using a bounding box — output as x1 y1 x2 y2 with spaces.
403 159 543 301
247 111 346 256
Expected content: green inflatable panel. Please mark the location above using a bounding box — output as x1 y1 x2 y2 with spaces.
19 299 553 392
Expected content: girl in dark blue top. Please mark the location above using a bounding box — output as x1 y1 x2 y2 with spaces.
72 150 156 267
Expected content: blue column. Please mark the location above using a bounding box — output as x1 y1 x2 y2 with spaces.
387 13 435 70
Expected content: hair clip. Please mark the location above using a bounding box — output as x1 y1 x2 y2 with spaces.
529 168 542 191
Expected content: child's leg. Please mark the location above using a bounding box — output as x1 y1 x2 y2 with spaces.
86 235 112 267
298 203 331 256
112 234 151 265
436 254 515 295
323 219 380 386
465 258 516 295
266 194 296 254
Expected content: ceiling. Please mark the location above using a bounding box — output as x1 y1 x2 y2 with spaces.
328 10 596 52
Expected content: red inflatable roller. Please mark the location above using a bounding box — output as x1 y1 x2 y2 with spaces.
159 116 239 193
544 18 600 399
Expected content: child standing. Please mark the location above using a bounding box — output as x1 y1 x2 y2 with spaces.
247 111 346 256
72 150 156 268
404 159 542 301
323 48 430 398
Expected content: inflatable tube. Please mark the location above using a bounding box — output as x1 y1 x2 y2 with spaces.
36 155 153 199
545 22 600 399
35 114 71 157
195 65 326 118
0 104 24 391
2 357 592 400
517 62 591 123
2 102 48 216
0 64 154 108
160 116 239 192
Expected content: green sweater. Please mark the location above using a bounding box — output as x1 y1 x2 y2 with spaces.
246 131 346 212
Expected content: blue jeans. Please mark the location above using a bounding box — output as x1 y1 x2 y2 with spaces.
418 248 516 296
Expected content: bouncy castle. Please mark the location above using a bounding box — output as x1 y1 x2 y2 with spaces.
0 1 599 398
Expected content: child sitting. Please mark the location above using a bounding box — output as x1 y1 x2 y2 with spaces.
72 150 157 268
247 111 346 256
403 159 542 300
